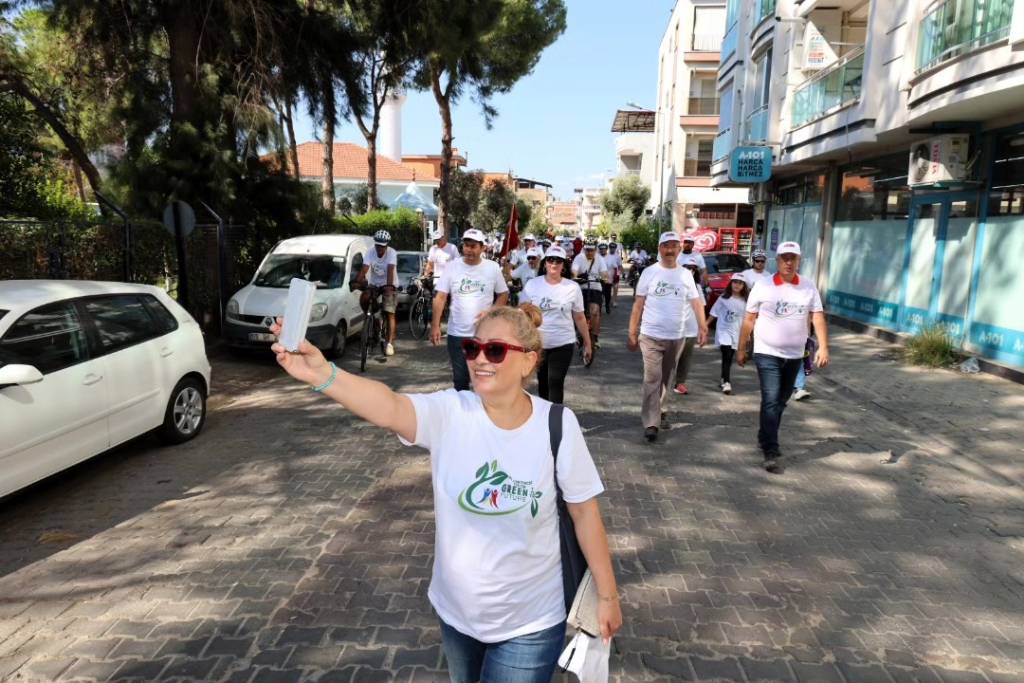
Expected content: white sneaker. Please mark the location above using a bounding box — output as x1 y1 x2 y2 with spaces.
793 388 810 401
385 343 395 356
721 381 732 395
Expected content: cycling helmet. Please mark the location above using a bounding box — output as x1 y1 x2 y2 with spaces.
373 230 391 246
752 248 767 259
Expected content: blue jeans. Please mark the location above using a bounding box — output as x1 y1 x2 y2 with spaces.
753 353 803 458
440 619 567 683
794 367 807 390
447 334 471 391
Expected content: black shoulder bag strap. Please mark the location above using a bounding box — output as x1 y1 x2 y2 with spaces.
549 403 588 612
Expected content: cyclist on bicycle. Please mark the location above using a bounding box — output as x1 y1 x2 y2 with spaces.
626 242 649 288
571 240 609 349
356 230 398 357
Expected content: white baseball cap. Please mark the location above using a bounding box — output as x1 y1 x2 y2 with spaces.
777 241 802 256
544 245 567 260
462 228 486 243
682 233 696 243
430 228 444 240
523 234 537 241
526 247 542 258
659 231 681 245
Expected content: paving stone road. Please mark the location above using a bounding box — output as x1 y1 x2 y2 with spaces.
0 293 1022 683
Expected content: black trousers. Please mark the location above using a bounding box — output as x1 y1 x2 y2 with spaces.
601 282 613 313
720 345 735 382
538 343 575 404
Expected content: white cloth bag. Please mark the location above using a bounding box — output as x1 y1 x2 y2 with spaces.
558 631 610 683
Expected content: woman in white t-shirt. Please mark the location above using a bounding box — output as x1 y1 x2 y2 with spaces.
520 245 593 404
267 305 621 682
707 274 749 395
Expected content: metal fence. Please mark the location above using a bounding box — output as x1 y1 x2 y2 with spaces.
0 218 254 334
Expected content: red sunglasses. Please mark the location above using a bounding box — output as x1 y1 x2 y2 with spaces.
461 339 530 363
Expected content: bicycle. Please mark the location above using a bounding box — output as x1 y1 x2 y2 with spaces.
357 285 388 372
407 276 436 340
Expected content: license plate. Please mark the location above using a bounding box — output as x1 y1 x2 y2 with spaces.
248 332 276 343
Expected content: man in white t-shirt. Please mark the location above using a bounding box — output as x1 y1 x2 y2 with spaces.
425 228 461 283
606 242 623 303
678 234 707 286
627 231 708 442
741 248 773 290
737 241 830 473
356 230 399 356
571 241 609 348
432 228 509 391
510 247 541 287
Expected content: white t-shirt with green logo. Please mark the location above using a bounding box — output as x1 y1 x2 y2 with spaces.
636 262 699 340
400 390 604 643
520 277 584 349
437 258 509 337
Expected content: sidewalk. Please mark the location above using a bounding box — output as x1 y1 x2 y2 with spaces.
0 294 1021 682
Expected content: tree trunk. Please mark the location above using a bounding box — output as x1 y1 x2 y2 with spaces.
366 136 379 212
431 67 454 234
8 78 104 198
165 4 199 127
71 160 87 202
285 96 300 179
321 80 336 213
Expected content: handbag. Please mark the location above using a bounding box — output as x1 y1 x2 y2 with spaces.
549 405 600 637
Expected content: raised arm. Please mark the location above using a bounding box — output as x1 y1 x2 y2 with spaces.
269 318 417 442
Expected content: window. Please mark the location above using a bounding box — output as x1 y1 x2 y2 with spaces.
836 154 911 221
254 254 346 289
82 295 159 352
142 295 179 334
692 6 726 51
704 253 749 273
0 301 89 374
989 131 1024 216
755 49 773 109
349 252 364 284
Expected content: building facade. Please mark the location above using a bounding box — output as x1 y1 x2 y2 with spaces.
653 0 752 231
713 0 1024 371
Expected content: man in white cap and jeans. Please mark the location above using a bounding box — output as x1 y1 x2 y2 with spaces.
628 231 708 442
431 228 509 391
737 241 830 473
741 248 773 290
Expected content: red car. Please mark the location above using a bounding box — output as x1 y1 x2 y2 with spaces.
700 251 751 313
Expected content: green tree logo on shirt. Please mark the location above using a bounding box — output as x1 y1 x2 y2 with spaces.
458 460 542 518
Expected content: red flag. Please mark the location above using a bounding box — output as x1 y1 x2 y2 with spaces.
501 202 520 258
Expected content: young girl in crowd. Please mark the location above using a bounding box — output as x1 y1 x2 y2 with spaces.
707 274 749 394
672 263 706 395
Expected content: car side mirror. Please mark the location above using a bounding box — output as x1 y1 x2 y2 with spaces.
0 364 44 390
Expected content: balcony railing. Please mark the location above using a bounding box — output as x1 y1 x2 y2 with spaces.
683 159 713 177
755 0 777 26
713 128 733 161
686 97 721 115
916 0 1014 73
744 105 769 142
690 33 722 51
790 46 865 128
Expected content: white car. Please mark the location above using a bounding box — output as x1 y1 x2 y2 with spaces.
0 280 212 499
223 234 374 357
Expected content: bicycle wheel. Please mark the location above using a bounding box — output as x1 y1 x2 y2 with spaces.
360 309 372 372
409 295 428 339
378 315 388 356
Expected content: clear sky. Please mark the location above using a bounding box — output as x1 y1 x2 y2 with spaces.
293 0 676 201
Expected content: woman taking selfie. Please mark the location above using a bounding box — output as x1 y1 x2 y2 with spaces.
268 305 621 682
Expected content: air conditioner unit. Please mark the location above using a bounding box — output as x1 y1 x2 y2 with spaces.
908 135 969 186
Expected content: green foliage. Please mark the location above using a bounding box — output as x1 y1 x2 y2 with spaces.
526 207 552 237
618 220 659 254
904 325 960 368
473 178 516 232
600 175 651 222
341 208 424 251
0 91 51 217
448 168 484 230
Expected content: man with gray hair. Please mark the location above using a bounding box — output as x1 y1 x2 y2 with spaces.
627 231 708 443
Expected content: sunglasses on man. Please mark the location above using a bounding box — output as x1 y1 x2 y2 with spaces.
461 339 530 363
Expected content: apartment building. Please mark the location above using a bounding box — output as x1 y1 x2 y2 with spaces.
611 108 657 196
576 187 605 233
653 0 752 231
712 0 1024 372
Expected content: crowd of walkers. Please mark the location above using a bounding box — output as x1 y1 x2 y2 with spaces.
268 226 829 682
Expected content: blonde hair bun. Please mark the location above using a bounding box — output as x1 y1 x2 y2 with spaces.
518 303 543 329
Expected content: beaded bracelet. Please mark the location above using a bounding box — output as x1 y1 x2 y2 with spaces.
311 362 338 392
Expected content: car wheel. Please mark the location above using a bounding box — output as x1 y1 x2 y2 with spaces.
160 377 206 444
327 321 347 359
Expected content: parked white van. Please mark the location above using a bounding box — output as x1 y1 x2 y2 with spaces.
223 234 373 356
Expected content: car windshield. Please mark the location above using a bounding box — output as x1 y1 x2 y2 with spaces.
253 254 345 288
0 310 7 322
397 254 421 274
704 253 749 274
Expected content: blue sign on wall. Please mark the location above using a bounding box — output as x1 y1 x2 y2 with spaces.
729 146 772 183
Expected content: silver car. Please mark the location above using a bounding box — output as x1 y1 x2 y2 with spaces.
396 251 426 308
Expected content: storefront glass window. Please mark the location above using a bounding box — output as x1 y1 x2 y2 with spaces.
837 154 910 221
989 131 1024 217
